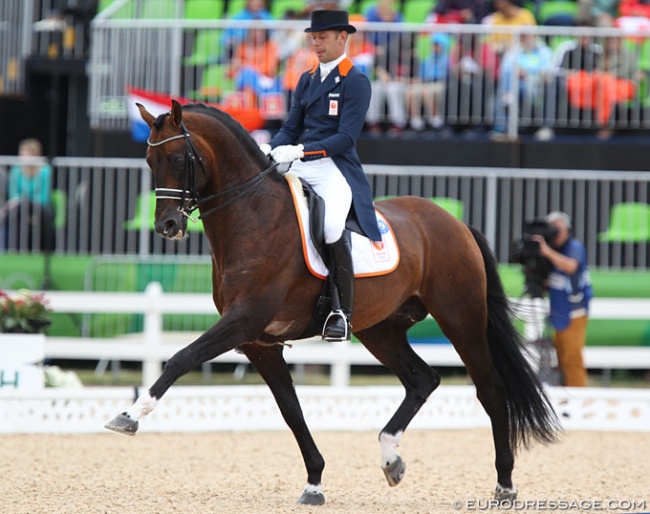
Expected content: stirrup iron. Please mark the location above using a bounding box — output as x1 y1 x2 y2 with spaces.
322 309 350 342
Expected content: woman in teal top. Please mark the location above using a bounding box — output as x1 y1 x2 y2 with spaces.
1 138 54 251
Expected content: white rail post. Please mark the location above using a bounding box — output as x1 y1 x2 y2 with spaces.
142 282 164 387
330 340 351 387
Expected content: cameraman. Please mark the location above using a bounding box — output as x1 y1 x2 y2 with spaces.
530 211 593 387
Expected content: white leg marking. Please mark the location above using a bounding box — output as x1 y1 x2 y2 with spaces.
125 391 158 421
303 483 322 495
379 430 403 468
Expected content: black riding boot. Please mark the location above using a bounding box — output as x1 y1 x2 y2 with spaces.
322 231 354 342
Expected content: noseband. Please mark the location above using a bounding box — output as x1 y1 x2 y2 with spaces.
147 121 277 223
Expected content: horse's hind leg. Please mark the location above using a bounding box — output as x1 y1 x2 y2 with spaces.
239 342 326 506
441 322 517 499
355 320 441 487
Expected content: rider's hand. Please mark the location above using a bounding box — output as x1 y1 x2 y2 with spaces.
259 143 272 156
270 144 304 164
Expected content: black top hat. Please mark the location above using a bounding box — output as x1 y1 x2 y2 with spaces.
304 10 357 33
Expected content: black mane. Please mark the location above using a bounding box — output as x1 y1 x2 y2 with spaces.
182 103 270 170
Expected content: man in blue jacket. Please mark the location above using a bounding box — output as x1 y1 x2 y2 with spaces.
532 211 593 386
260 10 381 342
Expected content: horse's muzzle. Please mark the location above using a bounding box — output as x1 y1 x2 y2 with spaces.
155 215 186 240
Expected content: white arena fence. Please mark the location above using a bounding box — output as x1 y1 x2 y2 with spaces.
5 282 650 388
1 384 650 435
2 156 650 268
1 283 650 434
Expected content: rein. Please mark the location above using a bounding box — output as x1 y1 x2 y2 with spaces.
147 121 277 223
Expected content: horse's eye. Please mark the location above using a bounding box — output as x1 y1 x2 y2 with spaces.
168 154 184 167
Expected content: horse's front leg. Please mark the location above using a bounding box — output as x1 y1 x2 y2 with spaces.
104 309 267 435
240 343 326 505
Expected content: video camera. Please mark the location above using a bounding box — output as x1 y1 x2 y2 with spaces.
509 219 559 298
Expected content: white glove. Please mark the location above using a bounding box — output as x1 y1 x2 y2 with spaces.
270 144 304 164
259 143 272 156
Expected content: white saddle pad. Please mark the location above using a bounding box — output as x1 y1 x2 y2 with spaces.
285 174 400 279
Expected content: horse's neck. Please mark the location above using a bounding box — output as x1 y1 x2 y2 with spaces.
202 172 291 249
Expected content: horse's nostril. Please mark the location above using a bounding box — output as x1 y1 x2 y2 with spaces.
164 219 177 235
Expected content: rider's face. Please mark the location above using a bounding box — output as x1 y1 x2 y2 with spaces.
310 30 347 64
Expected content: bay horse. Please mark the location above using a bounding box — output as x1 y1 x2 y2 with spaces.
105 100 558 505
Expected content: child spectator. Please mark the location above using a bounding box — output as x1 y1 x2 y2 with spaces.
407 33 450 131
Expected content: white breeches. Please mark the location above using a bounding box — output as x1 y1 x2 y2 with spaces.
289 157 352 244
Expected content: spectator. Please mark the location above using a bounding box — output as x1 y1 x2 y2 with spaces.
618 0 650 18
577 35 637 139
447 33 499 134
536 29 603 141
364 0 411 135
530 211 593 387
407 32 450 131
0 138 55 252
230 27 282 107
584 0 620 27
347 14 376 77
220 0 275 61
551 30 635 139
490 33 552 139
486 0 537 56
427 0 491 24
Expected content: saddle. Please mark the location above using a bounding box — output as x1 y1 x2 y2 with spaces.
285 174 400 339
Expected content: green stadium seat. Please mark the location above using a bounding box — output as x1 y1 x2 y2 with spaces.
402 0 436 23
271 0 306 19
430 197 464 220
537 1 579 25
187 63 235 102
598 202 650 242
183 30 222 66
140 0 179 18
97 0 136 18
50 189 67 229
185 0 225 19
359 0 378 17
125 191 156 231
226 0 247 16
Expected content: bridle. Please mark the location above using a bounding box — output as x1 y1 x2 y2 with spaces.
147 120 277 223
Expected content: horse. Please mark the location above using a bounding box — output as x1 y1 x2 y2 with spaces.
105 100 559 506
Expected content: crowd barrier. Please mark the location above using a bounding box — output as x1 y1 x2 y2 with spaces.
2 157 650 268
8 282 650 388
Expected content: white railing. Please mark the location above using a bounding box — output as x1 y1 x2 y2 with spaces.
23 283 650 388
2 383 650 434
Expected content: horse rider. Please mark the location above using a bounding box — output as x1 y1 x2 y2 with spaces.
260 10 382 341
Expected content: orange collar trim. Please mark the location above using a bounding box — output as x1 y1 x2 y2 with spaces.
308 57 354 76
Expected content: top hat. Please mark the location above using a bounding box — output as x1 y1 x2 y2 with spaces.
304 10 357 33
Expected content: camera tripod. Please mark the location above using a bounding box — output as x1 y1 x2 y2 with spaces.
519 290 562 386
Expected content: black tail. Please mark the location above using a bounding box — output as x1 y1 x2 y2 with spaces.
469 226 560 450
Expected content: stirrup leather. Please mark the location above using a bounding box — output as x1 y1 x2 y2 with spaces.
322 309 350 341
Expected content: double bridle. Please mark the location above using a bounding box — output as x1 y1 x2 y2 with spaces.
147 121 277 223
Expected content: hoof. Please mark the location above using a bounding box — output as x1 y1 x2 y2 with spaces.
382 456 406 487
494 483 518 501
104 413 139 436
296 490 325 506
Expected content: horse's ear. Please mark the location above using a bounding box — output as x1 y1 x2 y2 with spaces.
136 103 156 128
170 100 183 127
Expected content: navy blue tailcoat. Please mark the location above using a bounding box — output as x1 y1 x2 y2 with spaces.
270 57 382 242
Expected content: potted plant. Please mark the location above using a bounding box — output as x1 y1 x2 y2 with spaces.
0 289 52 334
